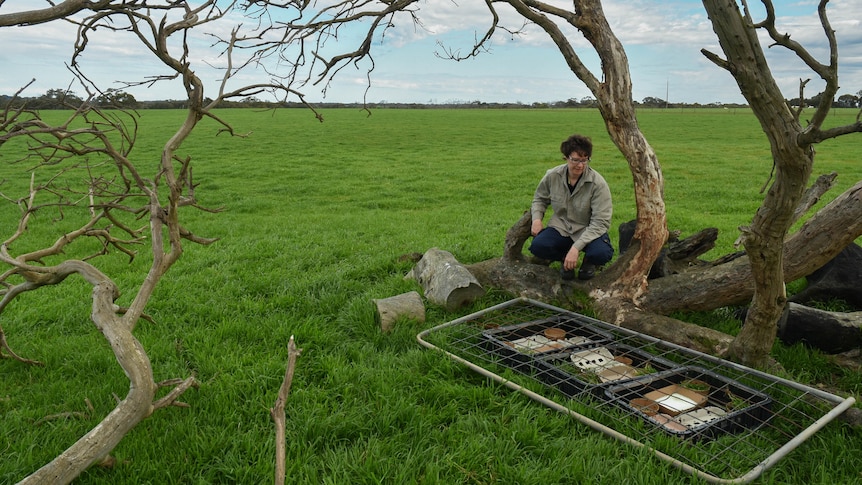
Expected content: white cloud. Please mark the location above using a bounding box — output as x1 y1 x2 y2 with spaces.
0 0 859 103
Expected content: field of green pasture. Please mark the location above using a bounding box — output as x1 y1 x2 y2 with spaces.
0 108 860 484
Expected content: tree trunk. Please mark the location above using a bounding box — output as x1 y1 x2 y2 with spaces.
573 0 668 308
701 0 813 367
504 0 668 309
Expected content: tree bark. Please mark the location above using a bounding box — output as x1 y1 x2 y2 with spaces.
20 279 157 485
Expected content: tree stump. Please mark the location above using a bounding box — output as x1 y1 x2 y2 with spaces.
373 291 426 332
411 248 486 311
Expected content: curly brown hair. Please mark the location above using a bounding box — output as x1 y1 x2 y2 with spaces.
560 134 593 158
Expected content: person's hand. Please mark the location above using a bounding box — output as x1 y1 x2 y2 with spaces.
564 246 580 271
531 220 544 236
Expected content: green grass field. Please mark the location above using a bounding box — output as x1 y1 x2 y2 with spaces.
1 108 860 484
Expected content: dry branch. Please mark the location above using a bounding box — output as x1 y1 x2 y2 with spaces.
32 397 94 428
271 336 302 485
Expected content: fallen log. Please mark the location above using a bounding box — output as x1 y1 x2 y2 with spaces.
374 291 426 332
776 302 862 353
619 220 718 278
410 248 486 311
595 300 734 356
466 257 736 355
640 179 862 314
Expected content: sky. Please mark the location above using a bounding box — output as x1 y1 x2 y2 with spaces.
1 0 861 105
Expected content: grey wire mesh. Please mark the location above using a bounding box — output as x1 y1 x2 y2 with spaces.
417 298 855 484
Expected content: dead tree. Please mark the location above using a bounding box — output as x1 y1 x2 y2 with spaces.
700 0 862 367
1 72 206 485
1 2 321 483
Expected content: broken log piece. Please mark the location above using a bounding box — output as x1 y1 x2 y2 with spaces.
619 220 719 278
666 227 718 263
373 291 426 332
412 248 486 311
777 302 862 354
789 242 862 311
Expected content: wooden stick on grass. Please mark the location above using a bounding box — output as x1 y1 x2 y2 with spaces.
271 335 302 485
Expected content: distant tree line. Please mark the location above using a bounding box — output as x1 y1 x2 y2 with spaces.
2 88 860 110
788 90 862 109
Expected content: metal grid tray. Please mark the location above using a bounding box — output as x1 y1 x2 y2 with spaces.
480 314 613 373
604 366 773 441
535 341 681 399
416 298 856 484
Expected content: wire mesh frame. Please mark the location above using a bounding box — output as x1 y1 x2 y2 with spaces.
416 297 856 484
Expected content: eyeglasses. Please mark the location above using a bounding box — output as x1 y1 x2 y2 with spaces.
564 156 590 165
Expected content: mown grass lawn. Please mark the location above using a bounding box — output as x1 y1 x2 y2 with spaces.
1 107 860 484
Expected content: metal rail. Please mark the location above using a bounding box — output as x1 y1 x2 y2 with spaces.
416 297 856 484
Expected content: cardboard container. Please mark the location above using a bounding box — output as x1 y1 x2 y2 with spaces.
480 314 613 373
645 384 708 416
605 367 774 440
532 343 679 399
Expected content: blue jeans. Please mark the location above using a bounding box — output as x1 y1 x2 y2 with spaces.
529 228 614 266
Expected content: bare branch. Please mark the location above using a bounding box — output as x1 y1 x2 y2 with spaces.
505 0 600 93
799 120 862 145
271 336 302 485
701 48 730 71
793 78 810 121
791 172 837 224
152 376 200 410
751 0 838 129
0 0 113 27
435 0 503 62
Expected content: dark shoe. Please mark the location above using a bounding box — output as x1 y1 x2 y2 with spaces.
578 262 597 281
529 256 553 266
560 268 576 280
